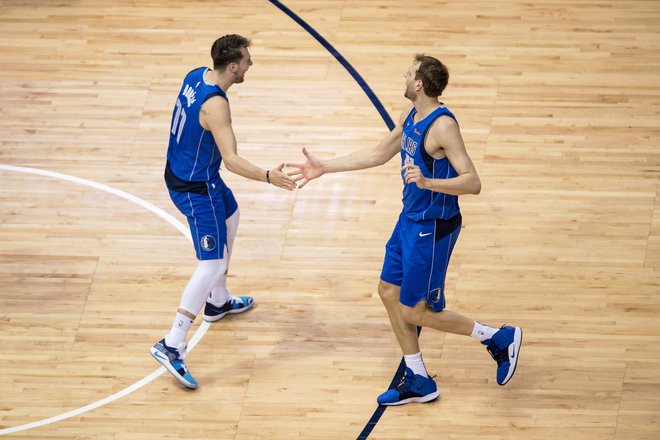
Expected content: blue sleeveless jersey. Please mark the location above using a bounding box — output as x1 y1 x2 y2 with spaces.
166 67 227 183
400 105 460 222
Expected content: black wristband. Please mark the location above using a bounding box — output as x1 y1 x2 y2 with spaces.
266 170 270 184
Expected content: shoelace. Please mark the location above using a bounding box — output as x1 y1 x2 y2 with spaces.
174 342 188 360
486 344 507 364
230 296 245 306
395 372 413 392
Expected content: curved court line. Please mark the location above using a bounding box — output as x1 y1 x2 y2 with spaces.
268 0 395 131
0 164 209 436
0 164 191 240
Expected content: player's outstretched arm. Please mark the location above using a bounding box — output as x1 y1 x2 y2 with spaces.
287 105 411 189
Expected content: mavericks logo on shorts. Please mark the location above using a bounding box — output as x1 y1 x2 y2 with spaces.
426 288 446 312
429 288 442 304
200 235 216 252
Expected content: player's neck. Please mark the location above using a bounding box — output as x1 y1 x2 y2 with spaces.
413 98 441 120
206 69 234 92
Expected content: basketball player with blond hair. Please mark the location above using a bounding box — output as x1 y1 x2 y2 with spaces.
288 54 522 405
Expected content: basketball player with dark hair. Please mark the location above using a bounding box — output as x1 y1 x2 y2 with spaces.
288 54 522 405
151 34 296 389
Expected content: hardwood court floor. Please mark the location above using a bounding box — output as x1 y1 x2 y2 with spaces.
1 0 659 439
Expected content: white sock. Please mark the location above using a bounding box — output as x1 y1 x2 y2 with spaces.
404 352 429 378
165 259 226 346
209 260 230 305
180 258 227 313
210 210 239 306
209 246 231 306
471 321 498 342
165 312 193 347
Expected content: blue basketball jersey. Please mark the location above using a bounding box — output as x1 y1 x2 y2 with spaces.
166 67 228 183
400 105 461 222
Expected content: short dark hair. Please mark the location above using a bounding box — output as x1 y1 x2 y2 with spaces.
414 54 449 98
211 34 251 70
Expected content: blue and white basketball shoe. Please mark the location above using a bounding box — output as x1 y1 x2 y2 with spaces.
377 367 440 406
203 295 254 322
150 339 197 389
483 325 523 385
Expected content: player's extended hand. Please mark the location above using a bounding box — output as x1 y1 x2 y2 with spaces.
269 163 297 191
401 163 427 188
286 147 324 189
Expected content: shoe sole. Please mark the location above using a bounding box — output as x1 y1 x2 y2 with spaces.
203 300 255 323
150 348 198 390
499 327 523 386
379 390 440 406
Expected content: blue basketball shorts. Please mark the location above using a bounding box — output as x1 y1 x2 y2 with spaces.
168 176 238 261
380 212 462 312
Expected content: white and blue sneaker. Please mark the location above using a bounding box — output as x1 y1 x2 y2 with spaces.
483 325 523 386
203 295 254 322
377 368 440 406
150 339 197 389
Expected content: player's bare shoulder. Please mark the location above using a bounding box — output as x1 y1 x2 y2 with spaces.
426 114 464 158
433 113 460 135
200 95 231 130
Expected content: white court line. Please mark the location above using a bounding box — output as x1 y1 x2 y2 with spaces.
0 164 209 435
0 164 191 239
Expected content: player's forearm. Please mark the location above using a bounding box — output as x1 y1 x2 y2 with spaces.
224 154 268 182
420 173 481 195
321 148 390 174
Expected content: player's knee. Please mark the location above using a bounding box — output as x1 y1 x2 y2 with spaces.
378 280 398 305
196 258 228 283
400 303 423 326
